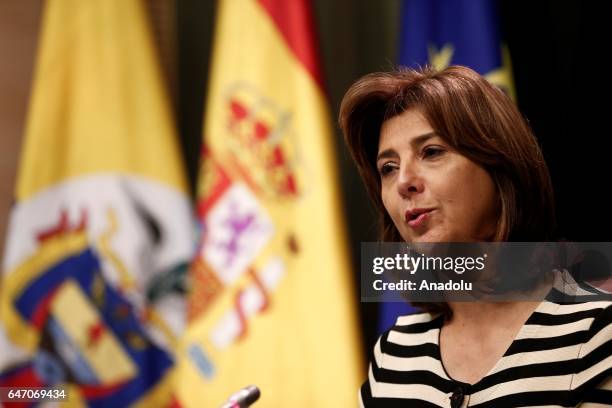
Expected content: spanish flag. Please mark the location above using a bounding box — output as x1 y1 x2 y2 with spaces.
180 0 363 406
0 0 193 406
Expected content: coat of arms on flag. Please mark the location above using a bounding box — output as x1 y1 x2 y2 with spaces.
0 1 194 406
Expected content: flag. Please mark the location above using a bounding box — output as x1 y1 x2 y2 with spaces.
178 0 363 406
399 0 515 95
0 0 193 406
379 0 516 332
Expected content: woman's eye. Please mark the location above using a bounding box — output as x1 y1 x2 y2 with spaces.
378 163 397 177
422 146 444 158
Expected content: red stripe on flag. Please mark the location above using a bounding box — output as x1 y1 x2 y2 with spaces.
257 0 324 89
0 365 45 388
79 380 126 399
30 287 59 329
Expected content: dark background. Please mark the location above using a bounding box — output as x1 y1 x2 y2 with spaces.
175 0 610 356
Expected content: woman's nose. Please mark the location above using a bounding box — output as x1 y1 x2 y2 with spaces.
397 162 424 197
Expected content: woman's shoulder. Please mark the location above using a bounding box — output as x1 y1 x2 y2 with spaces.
573 299 611 342
373 311 443 363
392 310 442 330
542 298 611 320
363 311 447 404
563 300 612 399
533 297 611 337
376 311 443 345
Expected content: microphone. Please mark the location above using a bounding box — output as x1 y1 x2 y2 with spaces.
219 385 261 408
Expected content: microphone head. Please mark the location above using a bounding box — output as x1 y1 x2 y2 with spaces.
225 385 261 407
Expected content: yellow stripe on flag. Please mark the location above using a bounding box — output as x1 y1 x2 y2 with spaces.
16 0 187 201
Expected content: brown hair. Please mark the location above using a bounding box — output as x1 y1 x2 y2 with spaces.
339 66 555 317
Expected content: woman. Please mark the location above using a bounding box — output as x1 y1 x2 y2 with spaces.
339 66 611 407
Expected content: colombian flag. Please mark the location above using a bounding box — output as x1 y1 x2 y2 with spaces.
0 0 193 406
179 0 363 406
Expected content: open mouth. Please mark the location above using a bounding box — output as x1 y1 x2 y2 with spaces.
405 209 434 227
407 212 421 221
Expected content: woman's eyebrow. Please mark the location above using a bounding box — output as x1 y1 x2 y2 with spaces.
409 132 438 149
376 132 438 162
376 148 398 162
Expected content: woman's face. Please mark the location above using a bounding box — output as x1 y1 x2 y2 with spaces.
377 108 499 243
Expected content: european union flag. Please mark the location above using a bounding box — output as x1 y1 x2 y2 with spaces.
400 0 506 73
379 0 514 333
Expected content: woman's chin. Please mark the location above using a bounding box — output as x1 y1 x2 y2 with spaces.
404 231 445 243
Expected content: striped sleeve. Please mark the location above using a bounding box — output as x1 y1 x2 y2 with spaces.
359 313 449 407
573 304 612 405
359 336 381 408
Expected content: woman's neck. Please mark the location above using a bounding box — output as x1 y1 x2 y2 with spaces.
446 301 538 328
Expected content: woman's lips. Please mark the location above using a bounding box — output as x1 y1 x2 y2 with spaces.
406 209 434 228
